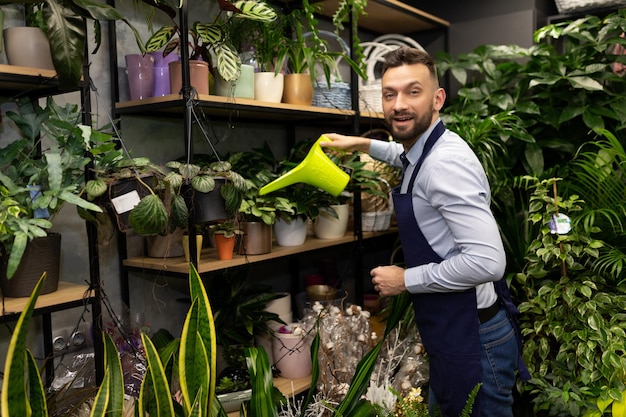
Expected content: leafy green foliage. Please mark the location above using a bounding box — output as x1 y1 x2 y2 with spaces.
514 177 626 416
438 10 626 278
0 98 104 278
144 0 277 81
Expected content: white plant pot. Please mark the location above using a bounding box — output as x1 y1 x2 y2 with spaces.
274 217 307 246
314 204 350 239
254 72 284 103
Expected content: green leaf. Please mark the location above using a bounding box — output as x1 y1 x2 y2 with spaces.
27 351 47 417
103 333 125 417
568 76 604 91
141 333 176 417
89 372 111 417
2 274 46 417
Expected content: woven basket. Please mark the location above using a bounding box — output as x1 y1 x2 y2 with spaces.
554 0 626 14
313 81 351 109
362 209 393 232
0 233 61 297
358 82 383 113
358 35 426 113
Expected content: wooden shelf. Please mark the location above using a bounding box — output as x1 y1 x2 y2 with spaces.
0 281 93 321
114 94 384 124
123 229 396 275
0 64 81 97
317 0 449 34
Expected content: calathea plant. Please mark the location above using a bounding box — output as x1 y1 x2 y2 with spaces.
144 0 277 82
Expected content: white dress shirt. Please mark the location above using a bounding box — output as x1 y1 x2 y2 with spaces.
369 120 504 309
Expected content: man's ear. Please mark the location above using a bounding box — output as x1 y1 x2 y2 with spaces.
434 87 446 111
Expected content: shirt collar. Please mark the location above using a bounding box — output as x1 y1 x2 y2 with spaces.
403 118 442 167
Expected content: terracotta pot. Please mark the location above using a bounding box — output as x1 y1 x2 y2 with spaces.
0 233 61 297
254 72 284 103
169 60 210 96
282 73 314 105
3 27 54 70
214 234 236 260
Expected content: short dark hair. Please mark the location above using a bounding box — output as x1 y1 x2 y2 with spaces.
381 47 438 83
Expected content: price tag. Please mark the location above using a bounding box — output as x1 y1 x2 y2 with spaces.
111 190 141 214
549 213 571 234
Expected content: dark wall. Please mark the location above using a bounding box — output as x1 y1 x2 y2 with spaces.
407 0 560 56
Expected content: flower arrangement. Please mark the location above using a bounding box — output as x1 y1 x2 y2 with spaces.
281 302 428 417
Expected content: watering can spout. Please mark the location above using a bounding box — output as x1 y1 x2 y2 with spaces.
259 135 350 196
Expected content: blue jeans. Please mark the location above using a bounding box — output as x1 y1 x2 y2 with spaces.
478 306 518 417
429 307 518 417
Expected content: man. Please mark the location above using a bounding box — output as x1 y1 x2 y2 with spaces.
320 47 529 417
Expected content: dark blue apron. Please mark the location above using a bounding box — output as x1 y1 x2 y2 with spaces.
393 121 530 417
393 121 482 416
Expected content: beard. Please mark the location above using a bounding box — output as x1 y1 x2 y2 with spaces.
385 103 435 144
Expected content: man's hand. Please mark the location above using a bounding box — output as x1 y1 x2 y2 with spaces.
320 133 371 153
371 265 406 297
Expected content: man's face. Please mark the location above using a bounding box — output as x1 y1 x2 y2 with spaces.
381 63 445 146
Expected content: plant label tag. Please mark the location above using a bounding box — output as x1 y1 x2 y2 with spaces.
549 213 571 234
112 190 141 214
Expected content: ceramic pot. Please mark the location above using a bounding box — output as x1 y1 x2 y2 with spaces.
314 204 350 239
282 73 314 105
125 54 155 100
169 60 210 96
146 229 185 258
149 51 180 97
3 27 54 70
192 178 228 224
182 234 203 262
239 222 272 255
214 234 236 260
254 72 284 103
274 217 307 246
272 328 312 379
215 64 255 99
0 233 61 297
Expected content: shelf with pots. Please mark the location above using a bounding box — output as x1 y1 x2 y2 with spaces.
122 227 398 275
114 93 385 123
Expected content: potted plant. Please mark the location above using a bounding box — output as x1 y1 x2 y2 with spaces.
271 0 365 105
165 159 249 225
209 219 243 260
1 1 145 87
0 97 105 296
144 0 277 90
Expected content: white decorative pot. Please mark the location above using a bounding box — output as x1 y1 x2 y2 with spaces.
274 217 307 246
254 72 284 103
314 204 350 239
